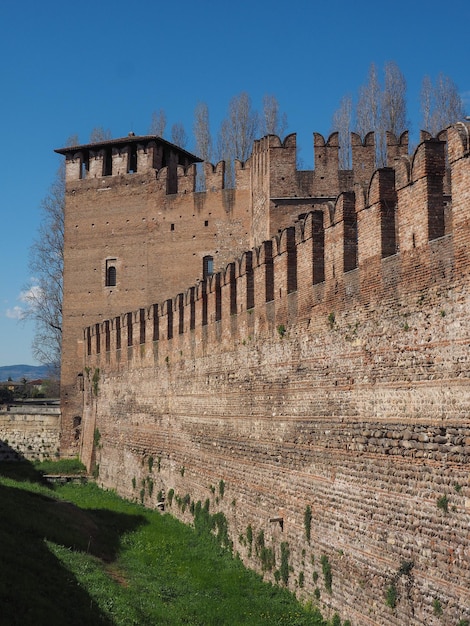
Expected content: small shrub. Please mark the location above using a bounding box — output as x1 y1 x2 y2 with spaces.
454 482 462 493
312 570 319 583
314 587 320 600
320 554 332 593
386 584 397 609
132 476 136 490
140 488 145 503
167 488 174 506
433 598 443 616
246 524 253 556
93 428 101 448
280 542 290 585
147 478 154 497
181 493 191 513
219 479 225 497
277 324 286 338
255 530 265 558
148 456 154 472
260 546 275 572
298 571 304 588
437 495 449 513
180 466 185 477
458 620 469 626
398 560 414 577
331 614 341 626
92 368 100 395
304 504 312 543
328 312 335 329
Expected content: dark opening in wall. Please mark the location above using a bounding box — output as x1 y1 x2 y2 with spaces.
103 148 112 176
86 327 91 356
312 212 325 284
128 144 138 173
95 323 101 354
106 260 117 287
203 255 214 279
139 308 146 344
127 312 133 347
81 153 89 180
153 304 159 341
116 316 121 350
105 320 110 352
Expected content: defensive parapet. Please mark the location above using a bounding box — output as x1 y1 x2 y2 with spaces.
83 125 468 368
55 134 203 194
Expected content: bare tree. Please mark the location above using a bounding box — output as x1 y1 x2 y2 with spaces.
332 95 353 169
355 62 408 167
262 94 288 137
149 109 167 137
382 61 407 137
89 127 112 142
356 63 381 142
217 92 259 187
171 122 188 148
193 102 213 191
420 73 466 135
24 135 79 375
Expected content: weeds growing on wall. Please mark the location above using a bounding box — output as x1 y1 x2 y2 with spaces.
433 598 443 616
279 542 290 585
386 584 397 609
437 494 449 513
304 504 312 543
320 554 332 593
246 524 253 557
93 428 101 448
92 368 100 395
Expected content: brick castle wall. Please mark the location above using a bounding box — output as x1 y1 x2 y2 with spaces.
78 124 470 625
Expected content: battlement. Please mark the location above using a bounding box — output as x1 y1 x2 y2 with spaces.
82 124 470 365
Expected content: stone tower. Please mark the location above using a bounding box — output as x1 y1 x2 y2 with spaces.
56 134 252 454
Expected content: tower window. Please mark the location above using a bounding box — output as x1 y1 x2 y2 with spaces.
106 259 117 286
203 255 214 279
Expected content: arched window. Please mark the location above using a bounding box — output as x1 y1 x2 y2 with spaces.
106 259 117 286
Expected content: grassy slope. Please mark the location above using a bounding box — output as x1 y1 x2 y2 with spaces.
0 461 338 626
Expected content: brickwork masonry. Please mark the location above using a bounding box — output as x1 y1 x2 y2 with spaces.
80 124 470 625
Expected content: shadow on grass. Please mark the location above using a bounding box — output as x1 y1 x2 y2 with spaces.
0 458 147 625
0 457 51 485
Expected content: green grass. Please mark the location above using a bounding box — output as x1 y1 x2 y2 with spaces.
0 460 335 626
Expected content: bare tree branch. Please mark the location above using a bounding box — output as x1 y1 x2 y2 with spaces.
149 109 167 137
171 122 188 148
332 95 353 169
217 92 259 187
421 73 465 135
262 94 288 137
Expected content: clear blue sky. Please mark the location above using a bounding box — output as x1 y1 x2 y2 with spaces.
1 0 469 367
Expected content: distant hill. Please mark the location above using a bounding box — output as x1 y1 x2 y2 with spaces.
0 364 50 382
